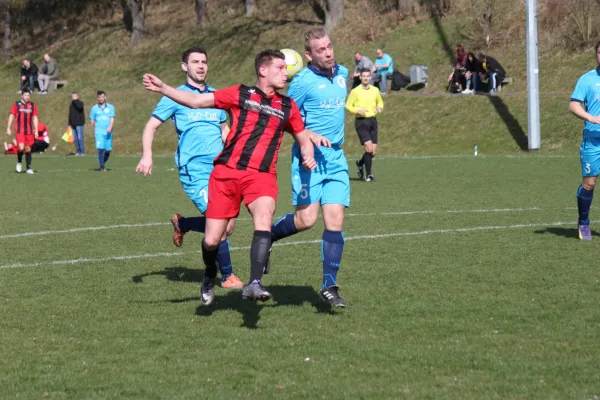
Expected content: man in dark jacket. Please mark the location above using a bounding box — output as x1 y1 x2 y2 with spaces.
479 53 506 94
20 59 38 93
68 92 85 155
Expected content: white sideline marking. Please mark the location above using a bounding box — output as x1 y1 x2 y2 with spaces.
0 220 589 270
0 206 576 240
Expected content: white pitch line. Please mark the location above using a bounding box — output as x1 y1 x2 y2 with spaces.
0 206 575 240
0 219 589 270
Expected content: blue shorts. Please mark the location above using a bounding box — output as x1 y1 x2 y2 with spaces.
95 132 113 151
291 145 350 207
179 161 213 213
580 138 600 177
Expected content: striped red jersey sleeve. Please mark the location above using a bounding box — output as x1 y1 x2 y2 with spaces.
213 85 242 110
284 99 304 135
10 102 18 116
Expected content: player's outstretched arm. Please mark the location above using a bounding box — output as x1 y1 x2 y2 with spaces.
294 130 317 171
143 73 215 109
136 116 162 177
305 129 331 148
569 101 600 124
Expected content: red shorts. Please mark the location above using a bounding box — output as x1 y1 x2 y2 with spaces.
206 164 279 220
16 134 35 147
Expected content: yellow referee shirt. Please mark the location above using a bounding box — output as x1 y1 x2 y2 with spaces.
345 85 384 118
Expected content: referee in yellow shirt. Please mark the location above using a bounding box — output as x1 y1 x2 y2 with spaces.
345 68 384 182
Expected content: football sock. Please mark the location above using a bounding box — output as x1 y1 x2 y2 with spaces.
358 153 365 167
271 213 297 242
178 216 206 233
104 150 111 164
25 153 32 170
98 150 105 168
364 152 373 176
17 151 23 163
217 239 233 280
322 230 344 289
201 239 218 279
249 230 271 283
577 185 594 225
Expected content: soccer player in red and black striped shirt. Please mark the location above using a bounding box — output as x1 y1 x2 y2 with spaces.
7 89 39 174
143 50 330 304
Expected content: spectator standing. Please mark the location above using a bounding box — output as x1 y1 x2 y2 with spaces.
371 48 393 95
479 53 506 94
352 52 374 89
68 92 85 155
38 53 59 94
20 59 38 93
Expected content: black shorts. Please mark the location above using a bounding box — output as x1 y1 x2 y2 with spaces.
355 117 378 145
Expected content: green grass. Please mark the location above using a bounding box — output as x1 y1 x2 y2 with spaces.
1 154 600 399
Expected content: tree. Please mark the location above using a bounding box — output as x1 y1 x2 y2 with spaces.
130 0 148 46
195 0 207 25
0 0 24 64
324 0 343 33
245 0 256 17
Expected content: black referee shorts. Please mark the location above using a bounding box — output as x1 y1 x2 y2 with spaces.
355 117 378 145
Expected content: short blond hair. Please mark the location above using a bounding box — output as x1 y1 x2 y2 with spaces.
304 27 328 52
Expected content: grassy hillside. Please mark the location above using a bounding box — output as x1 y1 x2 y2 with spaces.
0 0 592 157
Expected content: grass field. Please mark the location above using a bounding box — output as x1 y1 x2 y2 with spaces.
2 153 600 399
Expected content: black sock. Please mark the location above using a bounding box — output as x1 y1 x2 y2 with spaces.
364 152 373 176
25 152 32 170
104 150 111 163
178 216 206 233
249 230 272 283
201 239 218 279
358 153 365 167
17 151 23 163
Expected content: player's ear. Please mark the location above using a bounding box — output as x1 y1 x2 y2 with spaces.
304 51 312 63
181 62 188 73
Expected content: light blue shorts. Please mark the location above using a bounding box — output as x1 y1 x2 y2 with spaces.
580 138 600 177
291 145 350 207
95 132 113 151
179 161 213 213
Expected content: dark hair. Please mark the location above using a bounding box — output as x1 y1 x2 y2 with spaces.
254 49 285 76
478 52 486 60
182 46 208 64
359 68 371 74
467 51 476 59
22 88 30 94
97 90 105 96
595 41 600 52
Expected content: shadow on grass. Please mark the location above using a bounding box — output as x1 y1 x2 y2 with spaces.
406 83 426 92
534 227 600 239
132 266 203 284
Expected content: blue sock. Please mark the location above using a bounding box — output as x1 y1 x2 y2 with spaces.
104 150 111 164
98 150 105 168
271 213 298 242
577 185 594 225
217 239 233 280
178 216 205 233
321 230 344 289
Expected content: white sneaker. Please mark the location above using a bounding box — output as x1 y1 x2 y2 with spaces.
26 169 34 175
462 89 473 94
16 163 22 173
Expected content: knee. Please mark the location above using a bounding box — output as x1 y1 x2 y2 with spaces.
296 210 318 229
203 236 220 250
583 180 596 191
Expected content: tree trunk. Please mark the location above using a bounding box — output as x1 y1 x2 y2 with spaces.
195 0 208 25
324 0 343 33
398 0 414 13
245 0 256 17
3 4 12 64
130 0 147 46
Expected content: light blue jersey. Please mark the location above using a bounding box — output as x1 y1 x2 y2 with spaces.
571 68 600 139
288 64 350 207
572 68 600 176
152 83 227 213
375 54 393 75
89 103 115 135
152 83 226 169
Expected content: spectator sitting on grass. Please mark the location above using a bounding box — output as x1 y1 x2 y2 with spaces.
479 53 506 94
20 59 38 94
447 44 467 93
38 53 59 94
